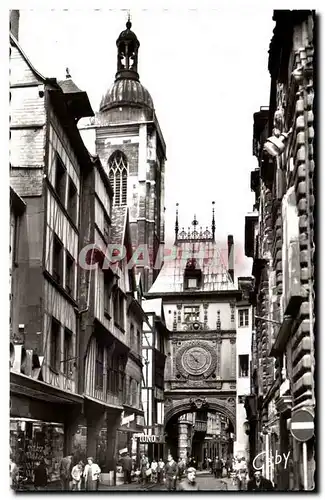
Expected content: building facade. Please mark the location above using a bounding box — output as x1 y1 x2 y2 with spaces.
79 19 167 293
9 15 147 484
9 27 94 482
234 277 254 460
146 208 241 464
244 10 315 490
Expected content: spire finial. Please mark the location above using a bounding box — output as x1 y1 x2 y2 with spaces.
66 67 71 79
212 201 216 240
192 214 198 227
175 203 179 241
126 10 132 29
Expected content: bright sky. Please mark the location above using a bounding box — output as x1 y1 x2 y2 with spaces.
17 7 276 276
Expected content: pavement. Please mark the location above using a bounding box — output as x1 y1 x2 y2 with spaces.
98 473 238 491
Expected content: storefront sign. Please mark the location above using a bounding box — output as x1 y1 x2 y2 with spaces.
121 413 135 426
133 433 165 444
119 447 128 455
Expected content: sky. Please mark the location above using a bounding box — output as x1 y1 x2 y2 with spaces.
16 6 276 276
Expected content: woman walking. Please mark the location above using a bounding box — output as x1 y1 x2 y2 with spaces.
83 457 101 491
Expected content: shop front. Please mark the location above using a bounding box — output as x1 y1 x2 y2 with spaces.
136 431 166 461
10 371 84 485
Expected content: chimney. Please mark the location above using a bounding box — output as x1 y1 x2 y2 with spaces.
10 10 20 40
227 235 234 282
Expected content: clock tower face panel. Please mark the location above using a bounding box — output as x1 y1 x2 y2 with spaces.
176 341 217 379
181 347 212 375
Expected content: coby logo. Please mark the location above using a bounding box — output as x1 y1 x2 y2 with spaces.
252 451 291 471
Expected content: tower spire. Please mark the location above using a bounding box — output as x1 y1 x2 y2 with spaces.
175 203 179 241
212 201 216 240
115 13 140 81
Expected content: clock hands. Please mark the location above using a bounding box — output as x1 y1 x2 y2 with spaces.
190 354 200 364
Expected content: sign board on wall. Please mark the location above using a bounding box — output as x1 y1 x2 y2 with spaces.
133 433 165 444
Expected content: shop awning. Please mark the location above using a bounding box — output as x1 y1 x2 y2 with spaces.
10 371 84 405
83 394 124 411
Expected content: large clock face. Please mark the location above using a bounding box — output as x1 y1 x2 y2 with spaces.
181 347 212 376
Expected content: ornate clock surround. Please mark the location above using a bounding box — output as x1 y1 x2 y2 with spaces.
176 341 217 379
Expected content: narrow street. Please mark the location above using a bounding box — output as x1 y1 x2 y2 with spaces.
98 473 238 492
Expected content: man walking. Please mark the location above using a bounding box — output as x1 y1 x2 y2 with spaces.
165 454 178 491
121 452 133 484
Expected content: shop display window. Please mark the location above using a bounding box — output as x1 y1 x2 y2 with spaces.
10 418 64 483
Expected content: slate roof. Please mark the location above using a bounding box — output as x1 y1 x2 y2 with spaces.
148 240 237 294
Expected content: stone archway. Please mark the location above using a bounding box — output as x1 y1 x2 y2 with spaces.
164 397 236 429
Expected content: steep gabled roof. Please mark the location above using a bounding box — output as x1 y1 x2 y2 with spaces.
10 33 47 83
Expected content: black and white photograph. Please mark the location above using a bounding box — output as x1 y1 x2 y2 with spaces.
8 3 317 493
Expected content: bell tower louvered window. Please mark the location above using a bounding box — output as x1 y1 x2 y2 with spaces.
108 151 128 206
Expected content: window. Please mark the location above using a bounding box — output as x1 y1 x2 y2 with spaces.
52 234 63 284
65 252 74 296
95 343 104 390
119 293 125 330
184 306 200 323
137 330 141 353
63 328 73 377
67 178 77 223
108 151 128 206
239 355 249 377
55 154 66 205
103 216 110 242
238 309 249 327
187 278 198 289
130 323 135 350
113 290 119 324
50 317 60 372
104 274 113 317
108 355 119 395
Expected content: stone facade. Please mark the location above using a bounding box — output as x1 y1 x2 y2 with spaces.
245 10 315 490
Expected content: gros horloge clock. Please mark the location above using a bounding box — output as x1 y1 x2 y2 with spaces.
176 341 217 378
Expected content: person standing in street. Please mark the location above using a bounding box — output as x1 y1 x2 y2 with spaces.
216 456 222 478
71 461 84 491
33 460 48 491
177 467 200 491
165 454 178 491
157 458 165 484
121 452 133 485
177 457 185 480
83 457 101 491
247 470 274 491
140 454 148 485
60 455 73 491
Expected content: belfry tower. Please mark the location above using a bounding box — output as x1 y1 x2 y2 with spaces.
94 17 167 292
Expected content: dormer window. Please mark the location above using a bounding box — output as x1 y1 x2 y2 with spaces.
187 278 198 289
184 258 202 290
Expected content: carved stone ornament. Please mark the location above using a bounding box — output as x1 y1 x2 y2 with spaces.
189 397 208 409
182 321 206 332
227 398 235 406
176 340 217 378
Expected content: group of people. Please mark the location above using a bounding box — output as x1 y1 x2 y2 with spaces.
10 454 102 491
124 454 198 491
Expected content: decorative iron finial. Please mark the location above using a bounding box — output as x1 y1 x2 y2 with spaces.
66 67 71 78
175 203 179 240
212 201 216 240
126 10 132 29
192 215 198 227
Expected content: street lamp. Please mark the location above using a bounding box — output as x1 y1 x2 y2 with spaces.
263 128 292 157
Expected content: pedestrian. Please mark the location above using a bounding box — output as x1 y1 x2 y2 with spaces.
247 470 274 491
177 457 184 480
83 457 101 491
71 461 84 491
34 459 48 491
140 454 148 484
177 467 200 491
165 453 178 491
157 458 165 483
151 458 158 483
226 457 232 478
10 457 19 490
121 452 133 484
60 455 73 491
215 456 222 478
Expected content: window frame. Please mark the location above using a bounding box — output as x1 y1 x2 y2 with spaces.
63 327 73 377
95 342 104 390
52 233 64 285
238 354 249 378
184 305 200 323
238 308 249 327
54 153 67 206
108 151 128 207
50 317 61 372
67 176 78 224
65 250 75 297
